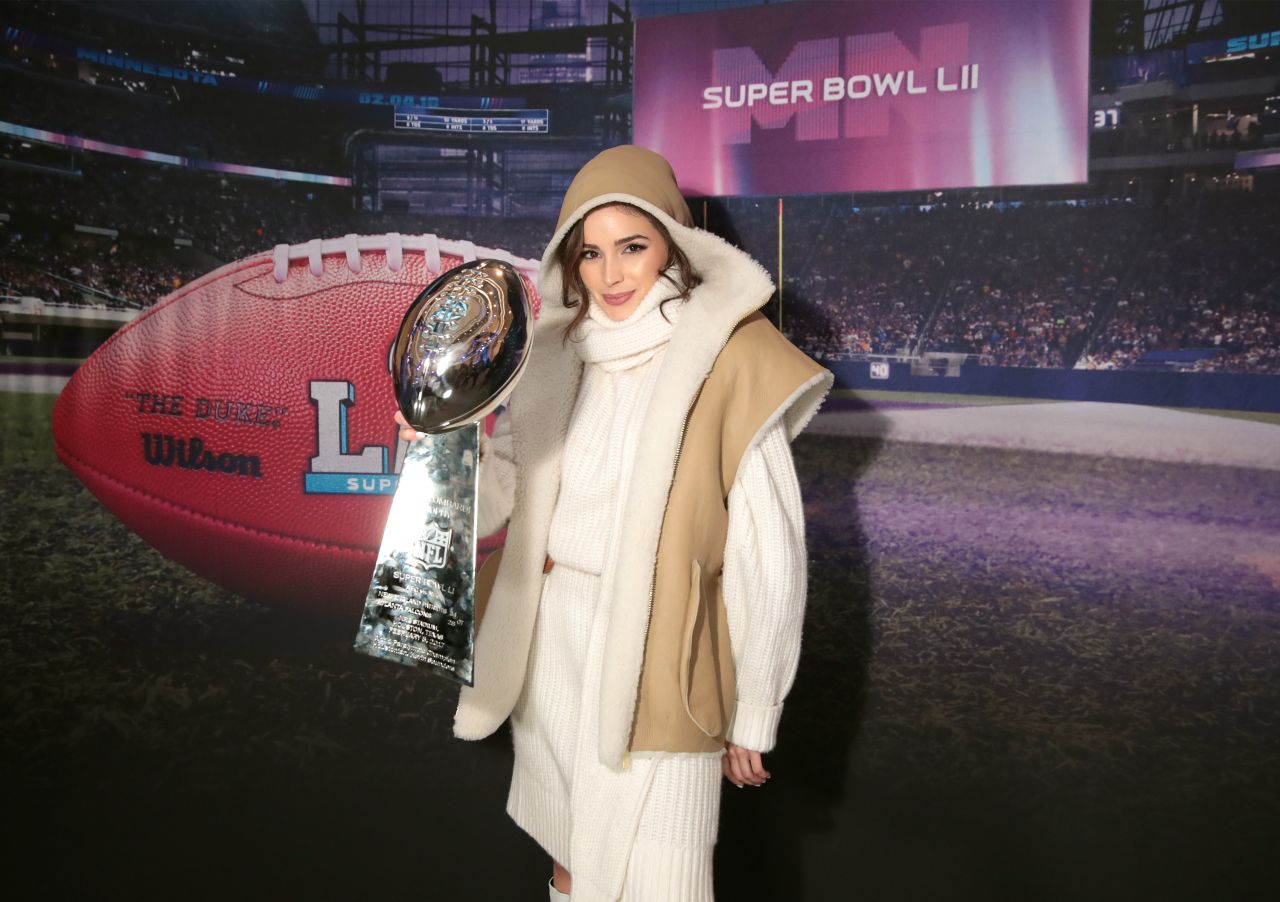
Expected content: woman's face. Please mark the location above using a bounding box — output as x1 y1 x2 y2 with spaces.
577 204 670 322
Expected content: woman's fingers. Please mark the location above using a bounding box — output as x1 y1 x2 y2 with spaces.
742 748 770 784
393 409 426 442
722 743 771 787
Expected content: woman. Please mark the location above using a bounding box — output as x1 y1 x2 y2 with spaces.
401 145 830 900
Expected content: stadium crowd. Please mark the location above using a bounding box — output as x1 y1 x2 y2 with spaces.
0 242 201 309
762 199 1155 369
1 164 350 305
0 158 552 308
717 197 948 360
1079 193 1280 374
2 156 1277 375
919 203 1150 367
759 193 1277 375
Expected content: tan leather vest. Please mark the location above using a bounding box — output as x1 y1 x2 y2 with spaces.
630 312 825 753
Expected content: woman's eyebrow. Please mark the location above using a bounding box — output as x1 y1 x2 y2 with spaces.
581 234 650 251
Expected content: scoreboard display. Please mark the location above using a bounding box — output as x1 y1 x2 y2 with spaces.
1091 107 1121 129
394 106 550 134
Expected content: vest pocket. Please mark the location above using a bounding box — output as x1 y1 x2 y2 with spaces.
679 559 724 738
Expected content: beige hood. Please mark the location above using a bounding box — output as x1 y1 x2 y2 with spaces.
536 144 771 324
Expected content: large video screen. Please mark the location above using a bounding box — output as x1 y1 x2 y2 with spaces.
634 0 1090 196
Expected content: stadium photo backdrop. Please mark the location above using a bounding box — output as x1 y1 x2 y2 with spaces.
2 1 1278 900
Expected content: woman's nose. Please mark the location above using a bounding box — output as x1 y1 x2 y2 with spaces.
603 254 623 285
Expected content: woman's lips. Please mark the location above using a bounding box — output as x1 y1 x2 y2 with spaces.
602 290 634 307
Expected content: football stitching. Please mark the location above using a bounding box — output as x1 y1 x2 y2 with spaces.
234 275 426 302
54 440 378 558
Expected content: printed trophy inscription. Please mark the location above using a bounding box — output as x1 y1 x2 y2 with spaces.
354 259 531 685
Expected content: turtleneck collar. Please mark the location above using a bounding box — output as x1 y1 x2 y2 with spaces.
573 273 685 371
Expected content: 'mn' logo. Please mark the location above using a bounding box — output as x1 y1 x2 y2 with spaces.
305 380 407 495
706 24 971 143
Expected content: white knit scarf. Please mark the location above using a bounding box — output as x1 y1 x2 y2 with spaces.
573 274 685 372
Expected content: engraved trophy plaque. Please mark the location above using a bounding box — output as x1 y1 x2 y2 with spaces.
354 259 531 685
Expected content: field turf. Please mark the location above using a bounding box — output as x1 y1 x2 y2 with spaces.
2 390 1276 900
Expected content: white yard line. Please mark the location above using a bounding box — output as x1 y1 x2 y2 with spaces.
1 374 71 394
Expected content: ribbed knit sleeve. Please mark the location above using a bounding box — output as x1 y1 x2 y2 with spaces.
476 410 516 537
722 420 807 753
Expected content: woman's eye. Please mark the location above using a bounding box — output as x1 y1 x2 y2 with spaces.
624 243 649 254
581 249 599 260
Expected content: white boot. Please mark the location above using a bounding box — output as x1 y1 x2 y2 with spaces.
548 877 570 900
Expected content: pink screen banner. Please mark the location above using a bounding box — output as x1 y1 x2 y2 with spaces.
634 0 1090 196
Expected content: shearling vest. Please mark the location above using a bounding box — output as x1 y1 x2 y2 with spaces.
472 312 825 754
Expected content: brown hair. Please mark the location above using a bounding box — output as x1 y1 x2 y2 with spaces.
555 202 702 342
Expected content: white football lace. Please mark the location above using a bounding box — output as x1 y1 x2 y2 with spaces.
270 232 538 284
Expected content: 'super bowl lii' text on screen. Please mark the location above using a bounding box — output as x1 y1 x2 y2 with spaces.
635 0 1090 196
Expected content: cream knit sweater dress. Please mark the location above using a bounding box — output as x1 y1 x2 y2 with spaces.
478 283 807 902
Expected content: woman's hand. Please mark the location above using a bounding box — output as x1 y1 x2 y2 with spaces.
394 410 425 443
721 742 770 788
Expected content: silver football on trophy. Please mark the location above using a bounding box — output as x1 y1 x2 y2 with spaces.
389 259 532 433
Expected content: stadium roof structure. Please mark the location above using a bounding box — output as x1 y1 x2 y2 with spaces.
302 0 635 88
9 0 326 80
69 0 320 48
315 21 628 56
1093 0 1277 56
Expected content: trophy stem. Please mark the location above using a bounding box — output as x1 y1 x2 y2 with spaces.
353 422 480 685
